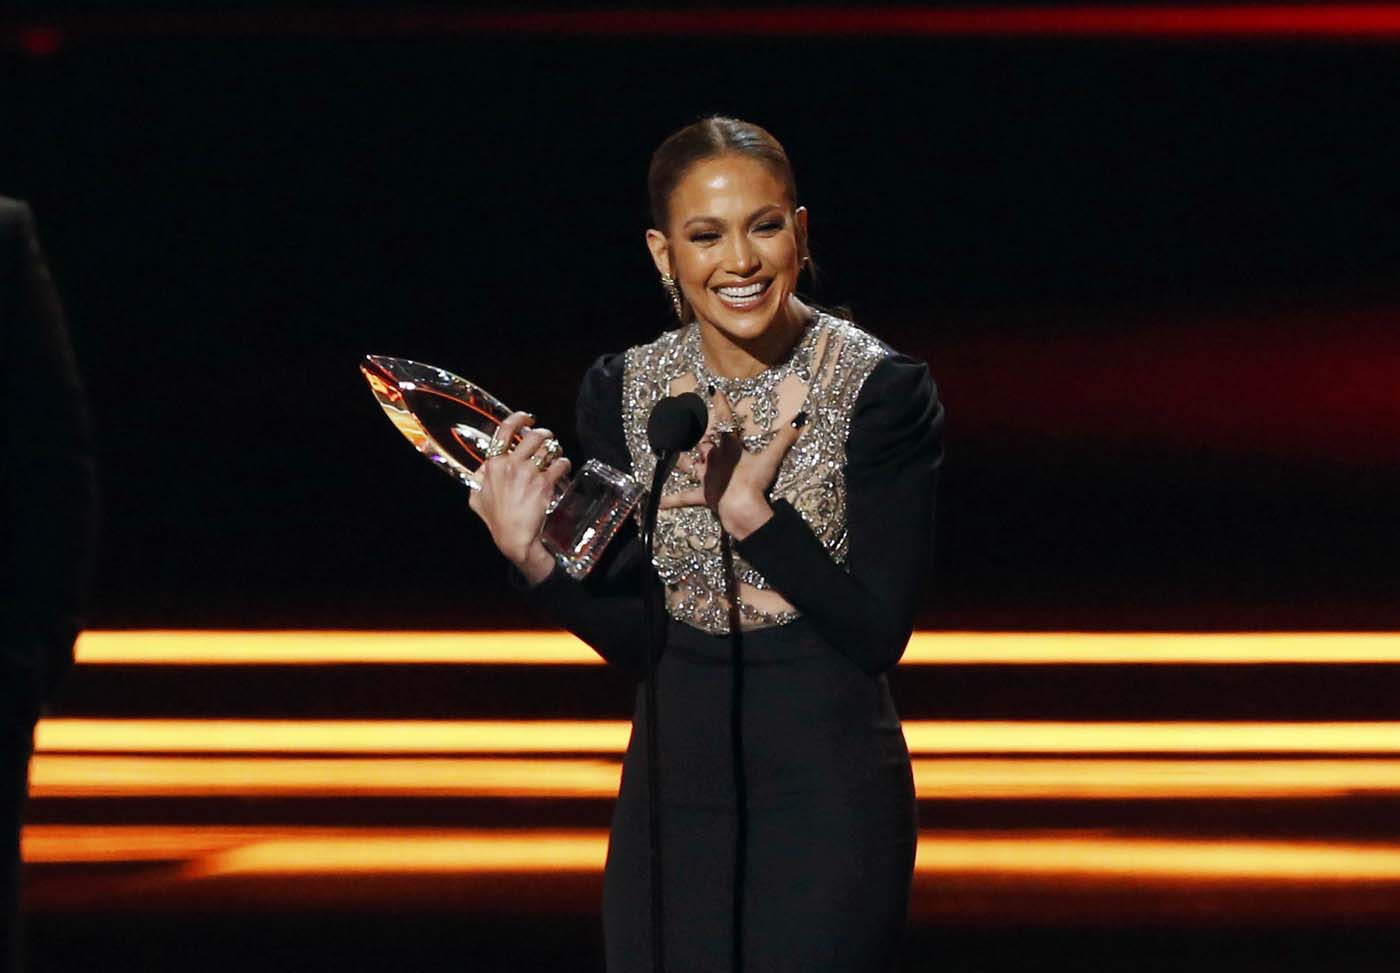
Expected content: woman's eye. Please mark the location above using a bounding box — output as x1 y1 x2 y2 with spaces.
755 221 783 233
690 232 720 243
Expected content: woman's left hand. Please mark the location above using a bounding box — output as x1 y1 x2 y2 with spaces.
658 394 805 540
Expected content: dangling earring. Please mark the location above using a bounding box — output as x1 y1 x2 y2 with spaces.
660 273 684 321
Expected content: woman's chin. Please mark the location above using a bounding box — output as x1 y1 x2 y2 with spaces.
698 294 789 343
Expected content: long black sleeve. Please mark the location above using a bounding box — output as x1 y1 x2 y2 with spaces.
0 199 99 702
735 354 942 675
521 352 650 675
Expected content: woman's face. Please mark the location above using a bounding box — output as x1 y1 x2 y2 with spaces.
647 153 808 348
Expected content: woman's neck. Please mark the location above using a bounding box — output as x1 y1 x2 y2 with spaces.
698 297 813 379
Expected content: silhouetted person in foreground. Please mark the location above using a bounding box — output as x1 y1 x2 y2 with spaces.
1 198 97 972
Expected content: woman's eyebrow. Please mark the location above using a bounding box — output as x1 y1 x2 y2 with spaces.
682 205 785 230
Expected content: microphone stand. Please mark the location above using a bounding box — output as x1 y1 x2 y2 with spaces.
718 531 746 973
640 447 680 973
638 390 707 973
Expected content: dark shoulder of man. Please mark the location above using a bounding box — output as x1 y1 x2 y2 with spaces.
0 196 27 301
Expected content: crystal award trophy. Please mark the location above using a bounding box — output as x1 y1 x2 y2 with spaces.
361 355 641 579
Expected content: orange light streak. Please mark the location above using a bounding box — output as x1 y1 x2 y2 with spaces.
184 830 607 878
74 631 596 665
35 718 1400 756
903 721 1400 754
911 758 1400 799
22 826 274 863
35 719 631 754
27 755 1400 800
28 756 622 798
28 827 1400 883
916 834 1400 882
72 630 1400 666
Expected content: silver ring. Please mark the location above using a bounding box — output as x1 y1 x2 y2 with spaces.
532 438 562 470
483 437 509 461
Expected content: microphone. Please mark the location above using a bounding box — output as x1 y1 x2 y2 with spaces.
642 391 708 552
646 391 708 455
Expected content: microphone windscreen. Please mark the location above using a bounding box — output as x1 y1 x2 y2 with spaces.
646 392 708 454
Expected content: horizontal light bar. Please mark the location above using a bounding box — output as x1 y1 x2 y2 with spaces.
27 827 1400 883
191 832 1400 882
28 755 1400 800
14 8 1400 42
22 826 274 863
35 719 1400 756
74 631 594 666
72 631 1400 666
924 833 1400 882
35 719 630 754
915 758 1400 799
29 756 621 799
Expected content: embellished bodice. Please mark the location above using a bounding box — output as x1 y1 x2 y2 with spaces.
621 312 889 634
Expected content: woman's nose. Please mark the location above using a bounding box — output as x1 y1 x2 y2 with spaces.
723 234 760 275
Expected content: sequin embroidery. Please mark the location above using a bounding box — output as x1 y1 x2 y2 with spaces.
622 312 889 634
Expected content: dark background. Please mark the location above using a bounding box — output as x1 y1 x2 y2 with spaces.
3 9 1398 631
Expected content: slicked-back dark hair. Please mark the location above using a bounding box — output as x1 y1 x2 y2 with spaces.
647 116 798 232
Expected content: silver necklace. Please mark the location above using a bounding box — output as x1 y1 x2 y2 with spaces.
682 316 823 448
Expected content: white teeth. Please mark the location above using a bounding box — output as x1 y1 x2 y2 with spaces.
717 282 766 299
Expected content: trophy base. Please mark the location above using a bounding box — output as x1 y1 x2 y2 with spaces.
541 459 642 580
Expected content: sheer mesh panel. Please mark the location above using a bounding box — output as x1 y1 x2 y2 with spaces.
622 313 887 634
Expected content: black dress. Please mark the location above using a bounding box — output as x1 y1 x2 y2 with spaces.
525 316 942 972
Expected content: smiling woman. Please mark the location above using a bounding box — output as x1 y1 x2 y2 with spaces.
643 119 810 365
464 116 945 972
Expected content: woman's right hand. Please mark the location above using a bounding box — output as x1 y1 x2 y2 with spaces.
468 411 571 585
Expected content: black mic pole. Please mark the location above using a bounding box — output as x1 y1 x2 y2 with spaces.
718 531 746 973
641 393 708 973
639 463 671 973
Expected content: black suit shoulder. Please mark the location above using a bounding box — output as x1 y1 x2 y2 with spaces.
0 196 33 227
0 196 98 701
0 198 36 319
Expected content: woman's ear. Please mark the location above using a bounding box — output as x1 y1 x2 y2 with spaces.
794 206 810 265
645 228 673 278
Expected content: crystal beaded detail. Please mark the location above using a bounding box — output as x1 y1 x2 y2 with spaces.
622 312 889 634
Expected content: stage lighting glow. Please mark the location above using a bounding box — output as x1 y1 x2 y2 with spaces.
34 718 1400 756
911 758 1400 799
27 827 1398 883
26 755 1400 801
71 630 1400 666
917 834 1400 882
35 719 632 754
21 826 273 863
28 756 623 798
182 830 608 877
13 7 1400 43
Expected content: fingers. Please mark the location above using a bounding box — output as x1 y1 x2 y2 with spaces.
675 440 714 477
658 486 706 509
725 409 805 502
487 410 559 471
656 406 807 514
515 426 555 461
542 456 571 489
492 411 535 453
761 410 805 459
